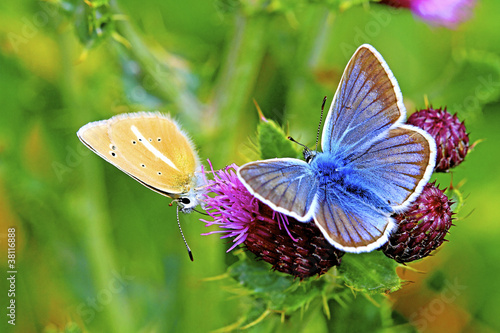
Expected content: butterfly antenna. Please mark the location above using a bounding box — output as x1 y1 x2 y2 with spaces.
288 136 315 162
287 136 309 150
315 96 328 151
193 208 209 216
177 205 194 261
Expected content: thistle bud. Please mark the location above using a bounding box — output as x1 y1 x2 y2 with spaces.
407 107 469 172
382 182 454 263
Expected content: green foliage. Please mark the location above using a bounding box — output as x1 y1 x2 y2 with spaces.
223 251 405 331
74 2 115 49
425 269 447 292
446 184 466 214
228 255 328 313
257 119 302 159
2 0 500 332
326 293 412 333
56 0 116 50
431 49 500 120
339 252 401 294
44 322 84 333
216 0 371 15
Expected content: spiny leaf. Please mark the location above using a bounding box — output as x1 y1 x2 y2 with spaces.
338 251 401 294
227 255 327 312
257 120 301 160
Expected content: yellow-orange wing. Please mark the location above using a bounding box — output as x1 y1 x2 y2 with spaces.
77 112 200 197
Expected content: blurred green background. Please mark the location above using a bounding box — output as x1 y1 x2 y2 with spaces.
1 0 500 332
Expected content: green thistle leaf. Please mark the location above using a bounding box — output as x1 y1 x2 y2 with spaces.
228 255 328 312
71 0 116 50
338 251 401 294
257 120 301 160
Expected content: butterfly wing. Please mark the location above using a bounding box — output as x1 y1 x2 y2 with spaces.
351 125 436 210
322 44 405 159
237 159 319 221
77 112 200 197
313 44 436 251
325 45 436 209
313 184 396 252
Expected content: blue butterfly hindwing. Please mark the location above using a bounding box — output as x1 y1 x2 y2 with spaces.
237 158 319 221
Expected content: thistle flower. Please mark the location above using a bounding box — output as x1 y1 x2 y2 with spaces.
379 0 476 28
407 106 469 172
201 162 344 279
381 182 454 263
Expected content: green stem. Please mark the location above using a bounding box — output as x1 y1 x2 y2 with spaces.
58 29 134 333
112 4 202 126
286 7 335 127
206 12 270 159
294 8 334 74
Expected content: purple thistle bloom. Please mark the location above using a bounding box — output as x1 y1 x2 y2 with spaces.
200 161 343 279
379 0 476 28
200 161 297 252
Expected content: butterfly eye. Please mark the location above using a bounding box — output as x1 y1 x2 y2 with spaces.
303 149 316 163
180 198 191 205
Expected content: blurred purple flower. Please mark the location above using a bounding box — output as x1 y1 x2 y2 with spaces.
379 0 476 28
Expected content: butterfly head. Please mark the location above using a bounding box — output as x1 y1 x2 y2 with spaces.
287 136 317 164
303 147 317 163
177 193 200 213
176 172 207 213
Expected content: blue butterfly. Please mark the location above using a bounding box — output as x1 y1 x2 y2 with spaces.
237 44 437 253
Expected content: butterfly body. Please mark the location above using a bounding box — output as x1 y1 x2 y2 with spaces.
238 44 436 253
311 151 393 214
